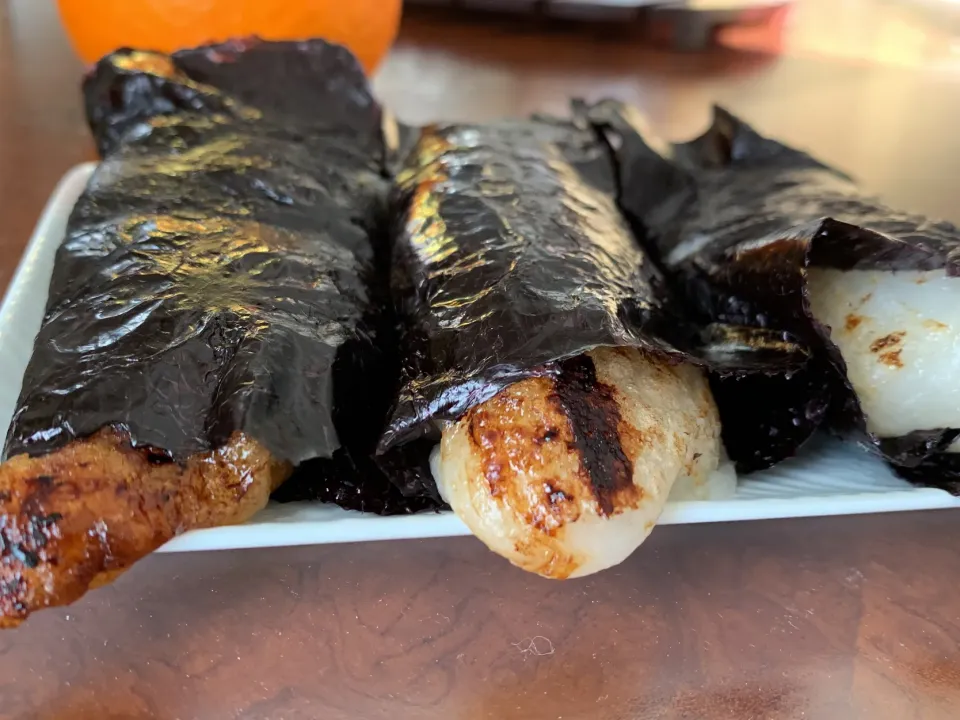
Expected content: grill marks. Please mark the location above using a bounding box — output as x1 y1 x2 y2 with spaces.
869 331 906 369
0 429 289 627
462 351 643 537
464 378 583 536
549 355 639 517
870 331 905 353
439 346 712 580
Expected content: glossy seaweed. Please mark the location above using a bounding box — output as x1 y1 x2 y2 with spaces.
589 100 960 484
5 40 437 514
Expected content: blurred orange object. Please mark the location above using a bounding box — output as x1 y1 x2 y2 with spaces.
715 4 792 55
56 0 401 74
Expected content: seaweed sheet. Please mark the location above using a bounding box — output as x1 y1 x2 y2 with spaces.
378 111 808 498
5 40 437 514
589 101 960 488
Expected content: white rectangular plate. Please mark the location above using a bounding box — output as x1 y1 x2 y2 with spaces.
2 164 958 554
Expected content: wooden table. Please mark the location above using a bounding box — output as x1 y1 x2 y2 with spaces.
3 3 960 719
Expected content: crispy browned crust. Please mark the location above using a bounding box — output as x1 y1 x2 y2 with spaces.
0 429 291 628
463 376 586 578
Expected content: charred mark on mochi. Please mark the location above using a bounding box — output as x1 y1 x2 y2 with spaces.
467 416 505 496
543 482 568 505
535 428 560 445
880 350 904 369
484 460 505 496
549 355 637 517
138 446 175 466
869 332 905 353
868 332 906 369
22 475 57 519
844 314 866 332
464 376 586 536
1 477 68 575
683 451 704 478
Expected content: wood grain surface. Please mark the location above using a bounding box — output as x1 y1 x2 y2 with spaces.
2 2 960 718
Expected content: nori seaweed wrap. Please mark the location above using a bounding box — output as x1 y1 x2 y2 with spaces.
378 114 687 497
7 40 389 465
589 101 960 489
0 39 427 627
